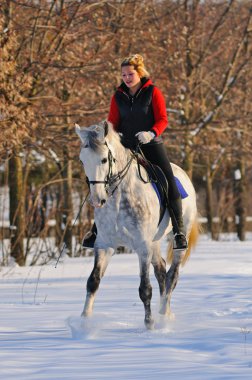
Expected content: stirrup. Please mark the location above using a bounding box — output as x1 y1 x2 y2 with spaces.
173 233 188 251
82 231 96 249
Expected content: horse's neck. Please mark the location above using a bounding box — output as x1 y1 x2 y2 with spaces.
114 143 132 171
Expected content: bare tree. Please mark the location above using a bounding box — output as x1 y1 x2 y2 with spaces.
145 0 252 237
0 5 38 264
1 0 252 263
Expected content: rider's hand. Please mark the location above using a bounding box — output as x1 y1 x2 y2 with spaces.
135 131 155 144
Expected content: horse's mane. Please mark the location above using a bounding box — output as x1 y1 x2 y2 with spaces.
87 121 124 156
106 122 123 147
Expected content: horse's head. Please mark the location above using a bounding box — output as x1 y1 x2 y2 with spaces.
76 121 115 208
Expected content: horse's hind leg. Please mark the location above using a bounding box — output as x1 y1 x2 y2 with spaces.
138 253 154 329
159 249 183 318
82 247 114 317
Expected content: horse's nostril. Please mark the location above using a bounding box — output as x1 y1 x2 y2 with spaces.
101 199 106 205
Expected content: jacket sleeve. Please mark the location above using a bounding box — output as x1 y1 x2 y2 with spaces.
151 86 168 136
108 95 120 131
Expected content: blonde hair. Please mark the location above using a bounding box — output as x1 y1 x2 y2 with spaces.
121 54 150 78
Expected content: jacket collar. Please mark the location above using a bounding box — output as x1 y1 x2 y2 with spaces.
117 77 153 94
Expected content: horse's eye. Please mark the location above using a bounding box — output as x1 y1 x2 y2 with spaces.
101 158 107 164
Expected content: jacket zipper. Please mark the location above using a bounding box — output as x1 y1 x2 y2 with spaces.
121 91 133 110
122 88 144 111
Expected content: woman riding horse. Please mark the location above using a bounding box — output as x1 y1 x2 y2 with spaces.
83 54 187 251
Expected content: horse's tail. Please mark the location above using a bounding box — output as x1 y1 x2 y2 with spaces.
167 217 201 266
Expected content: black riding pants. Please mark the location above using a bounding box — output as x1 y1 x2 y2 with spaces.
140 142 180 200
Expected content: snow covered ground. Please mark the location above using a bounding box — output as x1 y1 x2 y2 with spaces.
0 235 252 379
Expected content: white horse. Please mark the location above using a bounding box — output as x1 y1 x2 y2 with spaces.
76 121 199 329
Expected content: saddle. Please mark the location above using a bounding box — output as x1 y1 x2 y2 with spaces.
138 157 188 225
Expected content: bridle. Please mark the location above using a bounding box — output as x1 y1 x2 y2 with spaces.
84 141 135 197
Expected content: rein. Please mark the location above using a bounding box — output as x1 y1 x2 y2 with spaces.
85 140 158 199
86 141 137 197
106 153 135 196
135 145 155 184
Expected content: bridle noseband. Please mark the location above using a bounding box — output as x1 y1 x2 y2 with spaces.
85 142 115 188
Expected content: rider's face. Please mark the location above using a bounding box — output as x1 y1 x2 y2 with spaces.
121 65 141 90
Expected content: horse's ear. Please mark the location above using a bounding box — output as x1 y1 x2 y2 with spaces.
75 123 86 142
104 121 109 137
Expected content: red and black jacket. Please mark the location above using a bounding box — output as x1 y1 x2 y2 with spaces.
108 78 168 149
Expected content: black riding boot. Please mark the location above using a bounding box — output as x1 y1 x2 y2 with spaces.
169 197 188 251
82 223 97 249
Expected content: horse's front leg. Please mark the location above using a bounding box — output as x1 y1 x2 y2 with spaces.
138 252 154 329
82 247 114 317
159 249 183 318
151 244 167 313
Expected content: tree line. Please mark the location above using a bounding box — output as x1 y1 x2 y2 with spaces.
0 0 251 265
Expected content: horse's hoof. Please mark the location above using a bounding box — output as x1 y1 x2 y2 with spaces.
159 305 167 315
167 311 175 320
158 309 175 321
145 317 155 330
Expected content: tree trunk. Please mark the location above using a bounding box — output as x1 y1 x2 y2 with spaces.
234 159 247 241
183 132 194 180
62 147 73 256
8 152 25 266
55 184 62 248
205 160 217 240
